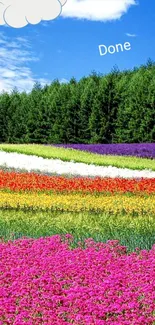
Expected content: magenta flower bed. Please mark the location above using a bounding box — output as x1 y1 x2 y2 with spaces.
0 235 155 325
54 143 155 159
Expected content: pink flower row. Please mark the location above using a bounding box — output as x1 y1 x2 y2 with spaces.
0 235 155 325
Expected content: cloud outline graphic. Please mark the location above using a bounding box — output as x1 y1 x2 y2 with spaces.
0 0 67 28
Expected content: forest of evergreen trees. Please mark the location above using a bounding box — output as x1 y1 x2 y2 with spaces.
0 60 155 144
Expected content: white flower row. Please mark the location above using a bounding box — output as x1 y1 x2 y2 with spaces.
0 150 155 179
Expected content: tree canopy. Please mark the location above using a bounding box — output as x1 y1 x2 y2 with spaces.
0 60 155 144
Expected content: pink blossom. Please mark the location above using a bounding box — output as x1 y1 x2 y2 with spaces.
0 235 155 324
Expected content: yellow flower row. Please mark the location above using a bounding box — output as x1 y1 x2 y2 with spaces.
0 191 154 215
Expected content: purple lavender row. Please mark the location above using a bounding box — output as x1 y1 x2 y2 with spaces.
54 143 155 159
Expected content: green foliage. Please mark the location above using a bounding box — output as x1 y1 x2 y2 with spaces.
0 209 155 251
0 61 155 144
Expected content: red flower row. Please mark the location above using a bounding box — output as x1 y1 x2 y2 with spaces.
0 170 155 194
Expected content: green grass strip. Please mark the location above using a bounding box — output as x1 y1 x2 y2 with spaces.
0 209 155 252
0 144 155 170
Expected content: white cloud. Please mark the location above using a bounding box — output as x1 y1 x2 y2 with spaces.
0 33 69 93
126 33 137 37
0 33 50 93
62 0 137 21
0 0 67 28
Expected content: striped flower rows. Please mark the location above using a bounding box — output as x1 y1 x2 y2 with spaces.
0 144 155 324
1 150 155 178
0 191 154 215
0 170 155 194
55 142 155 158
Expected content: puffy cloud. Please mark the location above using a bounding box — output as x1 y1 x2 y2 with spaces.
0 0 67 28
62 0 137 21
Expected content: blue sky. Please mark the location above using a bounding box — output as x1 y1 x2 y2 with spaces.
0 0 155 92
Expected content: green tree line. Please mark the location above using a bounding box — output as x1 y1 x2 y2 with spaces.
0 60 155 144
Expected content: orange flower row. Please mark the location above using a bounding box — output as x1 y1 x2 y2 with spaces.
0 170 155 194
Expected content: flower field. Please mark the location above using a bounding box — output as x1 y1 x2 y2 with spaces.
55 143 155 159
0 170 155 193
1 236 155 325
0 143 155 324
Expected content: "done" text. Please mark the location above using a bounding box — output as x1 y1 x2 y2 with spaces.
99 42 131 56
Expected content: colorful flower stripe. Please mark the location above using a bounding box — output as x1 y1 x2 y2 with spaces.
1 170 155 194
0 235 155 324
1 150 155 177
0 191 154 215
55 142 155 158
